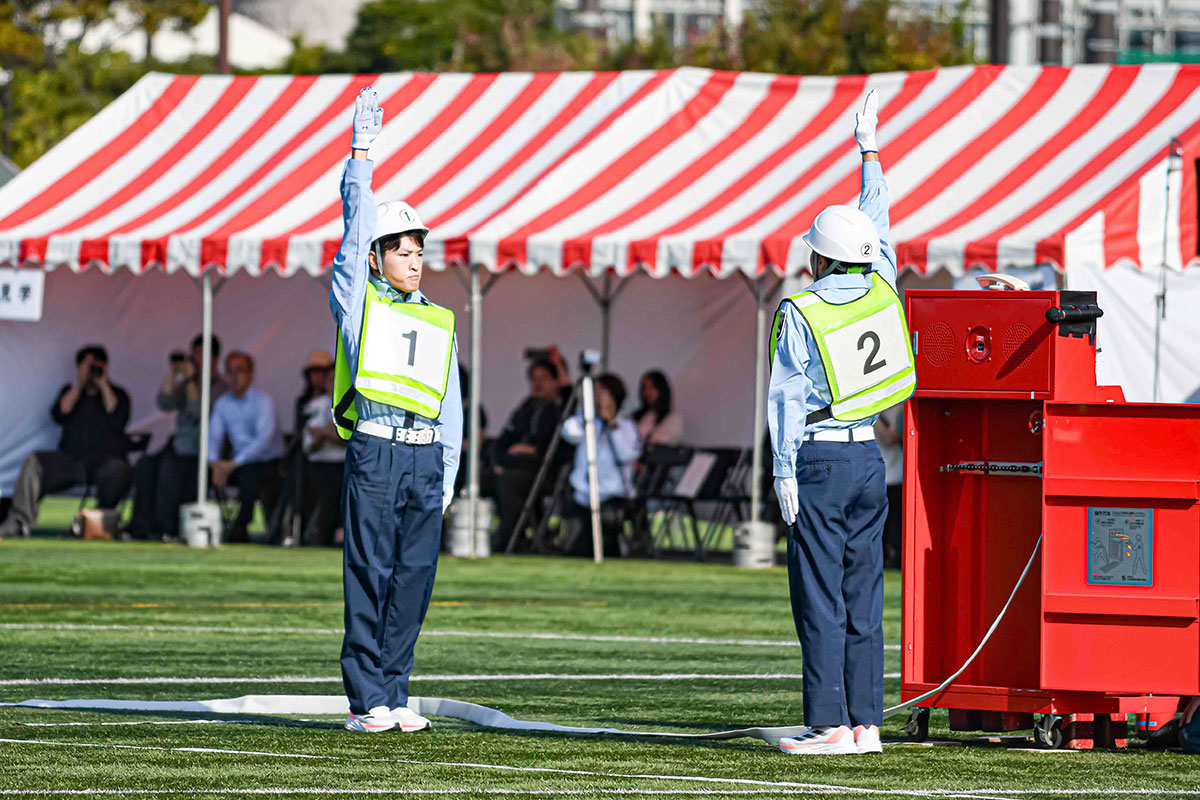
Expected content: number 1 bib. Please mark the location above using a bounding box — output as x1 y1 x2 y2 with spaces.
333 282 455 439
769 272 915 422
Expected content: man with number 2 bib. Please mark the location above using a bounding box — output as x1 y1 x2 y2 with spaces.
330 86 463 733
768 90 915 756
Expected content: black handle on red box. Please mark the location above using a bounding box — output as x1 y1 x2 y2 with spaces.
1046 291 1103 344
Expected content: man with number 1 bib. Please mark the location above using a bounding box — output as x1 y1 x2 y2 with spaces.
330 86 463 733
768 90 915 756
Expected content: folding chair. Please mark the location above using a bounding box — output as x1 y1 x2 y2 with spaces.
633 444 693 554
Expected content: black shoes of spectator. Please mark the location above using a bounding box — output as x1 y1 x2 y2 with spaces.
0 519 29 539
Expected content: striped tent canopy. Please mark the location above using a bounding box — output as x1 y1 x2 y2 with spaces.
1 64 1197 279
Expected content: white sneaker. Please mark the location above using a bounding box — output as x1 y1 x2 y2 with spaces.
854 724 883 754
389 705 432 732
344 706 398 733
779 725 857 755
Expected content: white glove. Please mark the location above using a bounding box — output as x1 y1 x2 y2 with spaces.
351 86 384 151
774 476 798 527
442 487 453 515
854 89 879 154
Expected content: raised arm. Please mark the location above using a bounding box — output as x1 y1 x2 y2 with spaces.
329 87 384 326
853 89 898 288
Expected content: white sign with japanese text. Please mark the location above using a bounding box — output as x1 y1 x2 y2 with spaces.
0 268 44 322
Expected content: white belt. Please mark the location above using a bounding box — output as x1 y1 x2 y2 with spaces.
804 427 876 443
356 420 441 445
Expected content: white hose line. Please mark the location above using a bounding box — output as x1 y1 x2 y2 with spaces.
4 694 809 745
881 534 1043 721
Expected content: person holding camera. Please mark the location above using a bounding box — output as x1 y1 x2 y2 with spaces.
0 346 132 538
492 349 570 549
127 335 227 541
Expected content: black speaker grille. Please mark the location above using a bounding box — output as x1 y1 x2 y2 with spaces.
1003 323 1037 370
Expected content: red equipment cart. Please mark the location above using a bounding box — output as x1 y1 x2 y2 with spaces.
901 286 1200 749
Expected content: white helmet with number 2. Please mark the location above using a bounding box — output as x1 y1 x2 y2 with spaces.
373 200 429 243
802 205 880 265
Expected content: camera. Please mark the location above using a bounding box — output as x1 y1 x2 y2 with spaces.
89 364 103 378
578 349 602 375
523 347 552 362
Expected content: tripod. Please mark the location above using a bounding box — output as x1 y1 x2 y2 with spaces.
504 380 579 555
504 365 609 561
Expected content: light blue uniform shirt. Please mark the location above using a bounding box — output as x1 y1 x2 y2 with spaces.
329 158 463 499
562 414 640 507
768 160 898 479
207 387 282 466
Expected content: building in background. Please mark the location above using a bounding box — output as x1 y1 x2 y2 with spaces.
908 0 1200 66
233 0 366 51
143 0 1200 68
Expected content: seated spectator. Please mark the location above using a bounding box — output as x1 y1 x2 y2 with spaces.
492 355 568 548
560 373 639 557
0 346 132 538
632 370 683 448
208 351 282 544
453 362 490 501
128 334 227 541
295 350 344 546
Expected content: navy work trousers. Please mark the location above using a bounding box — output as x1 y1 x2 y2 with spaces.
786 439 887 728
340 431 444 715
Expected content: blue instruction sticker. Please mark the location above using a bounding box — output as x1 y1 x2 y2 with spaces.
1087 507 1153 587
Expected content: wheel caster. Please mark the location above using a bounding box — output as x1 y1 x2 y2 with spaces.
905 706 930 742
1035 714 1064 749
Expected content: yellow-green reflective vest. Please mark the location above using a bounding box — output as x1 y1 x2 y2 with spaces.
333 282 456 440
769 272 915 422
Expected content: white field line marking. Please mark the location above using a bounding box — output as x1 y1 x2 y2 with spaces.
0 791 797 796
16 720 273 728
0 791 1011 798
0 790 810 796
0 738 1046 799
0 624 901 651
0 674 901 686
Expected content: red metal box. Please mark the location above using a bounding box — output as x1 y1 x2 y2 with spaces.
900 288 1200 746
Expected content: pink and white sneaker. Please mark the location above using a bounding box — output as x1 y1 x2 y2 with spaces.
389 706 432 732
344 706 398 733
778 725 857 755
854 724 883 754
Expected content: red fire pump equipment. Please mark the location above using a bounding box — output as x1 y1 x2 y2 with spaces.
901 281 1200 749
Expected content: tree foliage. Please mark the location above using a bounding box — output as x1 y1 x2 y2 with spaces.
125 0 210 62
0 0 213 166
339 0 598 73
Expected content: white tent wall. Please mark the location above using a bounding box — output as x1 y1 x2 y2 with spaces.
0 268 756 496
1065 263 1200 403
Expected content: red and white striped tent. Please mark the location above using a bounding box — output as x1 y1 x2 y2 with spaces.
2 63 1199 506
0 63 1195 278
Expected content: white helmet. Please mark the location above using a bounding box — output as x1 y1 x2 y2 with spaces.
802 205 880 265
373 201 428 244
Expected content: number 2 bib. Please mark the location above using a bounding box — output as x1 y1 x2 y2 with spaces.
770 273 915 422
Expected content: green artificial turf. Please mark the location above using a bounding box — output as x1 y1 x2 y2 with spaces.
0 539 1196 799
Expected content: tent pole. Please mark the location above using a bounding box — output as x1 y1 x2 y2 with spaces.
196 271 213 506
750 277 766 524
1153 139 1182 402
601 274 612 372
468 263 483 553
